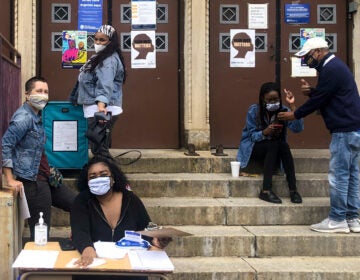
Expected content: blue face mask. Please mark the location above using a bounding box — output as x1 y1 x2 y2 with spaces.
88 176 111 196
265 102 280 112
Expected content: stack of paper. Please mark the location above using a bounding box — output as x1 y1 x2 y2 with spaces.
128 250 174 271
12 250 59 268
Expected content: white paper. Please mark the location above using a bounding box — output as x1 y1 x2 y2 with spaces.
53 120 78 151
131 0 157 26
12 250 59 268
19 192 30 220
66 258 106 268
248 4 268 29
128 250 174 271
93 241 127 259
291 57 317 77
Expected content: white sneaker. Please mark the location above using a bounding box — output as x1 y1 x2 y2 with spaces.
347 218 360 233
310 218 350 233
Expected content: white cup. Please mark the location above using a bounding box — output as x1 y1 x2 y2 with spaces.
230 161 240 177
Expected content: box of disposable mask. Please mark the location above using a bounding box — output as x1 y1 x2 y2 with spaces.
43 101 88 169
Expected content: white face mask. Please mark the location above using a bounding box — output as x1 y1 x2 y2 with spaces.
28 94 49 110
88 176 111 196
94 44 107 53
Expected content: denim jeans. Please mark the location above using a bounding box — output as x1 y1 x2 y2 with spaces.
328 130 360 221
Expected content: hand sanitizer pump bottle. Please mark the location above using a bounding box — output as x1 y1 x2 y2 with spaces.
34 212 47 246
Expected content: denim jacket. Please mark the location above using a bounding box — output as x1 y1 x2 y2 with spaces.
236 104 304 168
2 102 46 181
77 52 124 107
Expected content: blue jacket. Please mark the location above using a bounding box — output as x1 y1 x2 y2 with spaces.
236 104 304 168
77 52 125 107
294 53 360 133
2 102 46 181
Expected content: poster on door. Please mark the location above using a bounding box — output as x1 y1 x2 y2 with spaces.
78 0 103 32
131 0 157 30
61 30 87 69
300 28 325 48
300 28 325 66
248 3 268 29
230 29 255 68
292 28 325 77
131 30 156 69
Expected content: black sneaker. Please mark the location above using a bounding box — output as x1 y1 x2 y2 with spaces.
290 191 302 203
259 190 282 204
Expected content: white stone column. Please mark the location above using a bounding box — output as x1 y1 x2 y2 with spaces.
183 0 210 150
15 0 37 97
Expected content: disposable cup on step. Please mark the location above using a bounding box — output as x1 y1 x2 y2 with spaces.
230 161 240 177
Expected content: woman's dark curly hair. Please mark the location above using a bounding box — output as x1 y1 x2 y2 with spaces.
87 31 127 83
77 157 129 193
257 82 283 129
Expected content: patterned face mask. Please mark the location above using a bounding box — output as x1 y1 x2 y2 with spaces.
265 102 280 112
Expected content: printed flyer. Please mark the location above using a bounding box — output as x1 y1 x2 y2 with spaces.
62 30 87 69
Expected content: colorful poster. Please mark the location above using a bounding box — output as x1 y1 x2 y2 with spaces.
230 29 255 68
299 28 325 65
62 30 87 69
300 28 325 47
131 30 156 69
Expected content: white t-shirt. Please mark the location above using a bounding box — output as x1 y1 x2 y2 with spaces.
83 104 123 118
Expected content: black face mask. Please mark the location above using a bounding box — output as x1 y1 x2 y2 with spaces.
303 53 319 68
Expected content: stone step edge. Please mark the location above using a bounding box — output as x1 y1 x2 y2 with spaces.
64 172 328 180
170 256 360 274
23 225 360 258
108 149 330 159
34 225 359 238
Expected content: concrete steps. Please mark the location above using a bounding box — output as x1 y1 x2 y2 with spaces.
30 149 360 279
63 172 330 198
170 257 360 280
115 149 330 174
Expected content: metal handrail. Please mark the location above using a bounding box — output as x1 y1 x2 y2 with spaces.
0 33 21 68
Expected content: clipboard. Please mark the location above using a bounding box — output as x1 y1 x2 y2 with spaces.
136 227 192 239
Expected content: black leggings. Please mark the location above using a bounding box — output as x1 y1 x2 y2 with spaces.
19 178 76 240
251 140 297 191
87 115 119 158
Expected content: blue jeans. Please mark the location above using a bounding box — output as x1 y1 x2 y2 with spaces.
328 130 360 221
